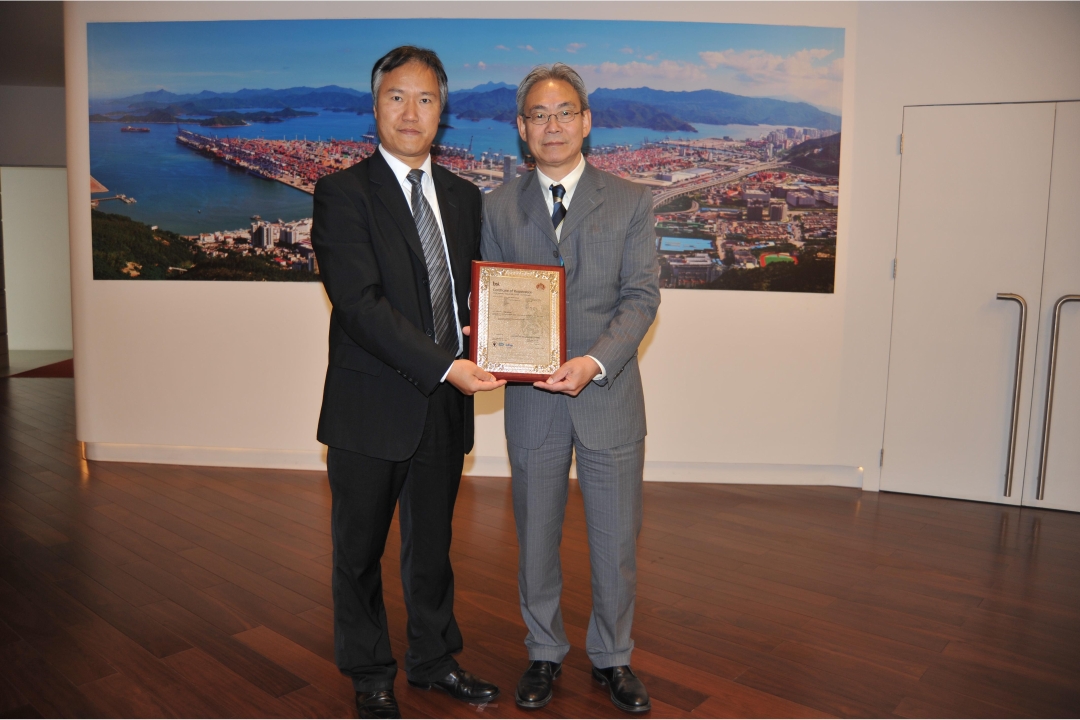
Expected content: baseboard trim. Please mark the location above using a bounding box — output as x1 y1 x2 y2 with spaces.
463 454 512 477
84 442 326 470
83 443 863 488
643 461 864 487
465 456 863 487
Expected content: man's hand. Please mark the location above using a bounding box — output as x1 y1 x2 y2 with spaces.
533 356 600 397
447 358 506 396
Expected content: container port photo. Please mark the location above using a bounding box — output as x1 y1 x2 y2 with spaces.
88 18 844 291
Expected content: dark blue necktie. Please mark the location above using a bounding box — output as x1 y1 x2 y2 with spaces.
406 169 458 356
550 184 566 236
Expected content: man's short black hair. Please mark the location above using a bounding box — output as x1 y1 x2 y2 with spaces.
371 45 449 110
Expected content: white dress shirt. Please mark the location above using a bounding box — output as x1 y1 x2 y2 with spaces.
534 155 607 381
378 145 462 382
535 154 587 241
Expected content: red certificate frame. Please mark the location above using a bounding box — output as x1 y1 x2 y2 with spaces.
469 261 567 382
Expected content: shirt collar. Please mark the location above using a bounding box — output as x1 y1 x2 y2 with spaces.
535 154 587 197
378 144 433 186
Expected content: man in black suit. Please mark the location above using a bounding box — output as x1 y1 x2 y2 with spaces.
311 46 505 719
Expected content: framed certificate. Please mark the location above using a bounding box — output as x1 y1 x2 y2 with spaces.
470 261 567 382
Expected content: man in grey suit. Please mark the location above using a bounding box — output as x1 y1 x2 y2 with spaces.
480 63 660 714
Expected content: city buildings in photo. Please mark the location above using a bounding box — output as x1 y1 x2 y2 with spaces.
88 18 844 290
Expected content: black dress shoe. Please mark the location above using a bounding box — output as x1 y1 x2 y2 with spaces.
355 689 401 719
515 660 562 709
592 665 651 713
408 667 500 704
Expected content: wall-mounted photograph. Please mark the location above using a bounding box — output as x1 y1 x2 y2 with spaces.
88 18 844 290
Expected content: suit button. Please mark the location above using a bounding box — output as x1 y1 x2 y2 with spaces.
553 250 559 258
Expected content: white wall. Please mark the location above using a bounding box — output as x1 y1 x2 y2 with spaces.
1 167 73 351
838 1 1080 490
64 2 1080 484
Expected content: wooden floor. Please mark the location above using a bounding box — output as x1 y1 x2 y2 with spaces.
1 379 1079 718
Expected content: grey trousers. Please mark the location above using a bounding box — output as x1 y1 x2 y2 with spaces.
507 396 645 669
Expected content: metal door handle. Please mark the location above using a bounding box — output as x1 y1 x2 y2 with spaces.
1036 294 1080 500
997 293 1028 497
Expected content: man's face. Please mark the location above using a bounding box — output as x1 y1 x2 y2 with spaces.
373 61 441 168
517 78 592 180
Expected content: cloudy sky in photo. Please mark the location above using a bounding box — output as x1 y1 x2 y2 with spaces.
89 18 845 114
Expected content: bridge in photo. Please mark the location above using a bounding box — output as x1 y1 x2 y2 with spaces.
650 161 788 208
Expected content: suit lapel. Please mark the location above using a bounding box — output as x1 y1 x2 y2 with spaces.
432 168 467 288
369 150 426 263
560 162 606 241
519 171 560 247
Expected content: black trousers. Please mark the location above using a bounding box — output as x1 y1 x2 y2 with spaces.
327 381 465 692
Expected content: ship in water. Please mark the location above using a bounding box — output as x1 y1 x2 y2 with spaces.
120 126 150 133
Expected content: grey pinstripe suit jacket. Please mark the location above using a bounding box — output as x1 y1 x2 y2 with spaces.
480 162 660 451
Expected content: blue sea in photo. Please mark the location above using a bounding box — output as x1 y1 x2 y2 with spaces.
90 112 790 236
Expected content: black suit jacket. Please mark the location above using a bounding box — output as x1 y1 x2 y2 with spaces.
312 150 481 461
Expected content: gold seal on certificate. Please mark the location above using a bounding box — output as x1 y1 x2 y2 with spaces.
469 261 567 382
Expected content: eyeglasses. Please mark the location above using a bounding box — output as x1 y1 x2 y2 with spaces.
522 109 582 125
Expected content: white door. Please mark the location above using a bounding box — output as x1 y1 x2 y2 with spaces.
1022 102 1080 512
882 103 1057 504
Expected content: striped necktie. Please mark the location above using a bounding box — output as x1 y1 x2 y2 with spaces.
550 184 567 237
406 169 458 356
